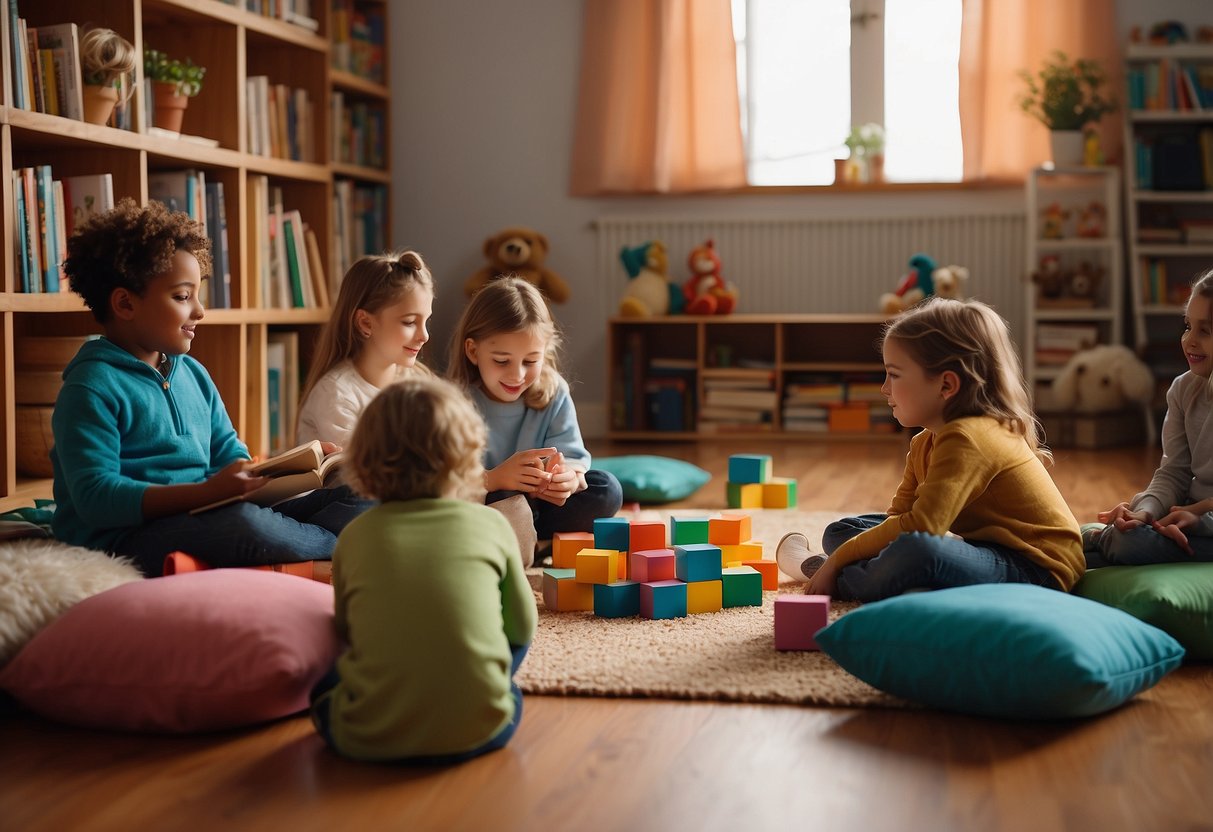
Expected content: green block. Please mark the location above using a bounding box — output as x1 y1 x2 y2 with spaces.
722 566 763 607
670 516 710 545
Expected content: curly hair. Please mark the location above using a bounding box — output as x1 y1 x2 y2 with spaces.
63 198 212 323
345 376 487 502
882 296 1051 464
447 276 564 409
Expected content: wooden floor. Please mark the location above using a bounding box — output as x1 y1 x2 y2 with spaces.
3 439 1212 831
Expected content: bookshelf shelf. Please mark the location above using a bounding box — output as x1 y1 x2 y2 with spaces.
0 0 392 504
607 315 901 441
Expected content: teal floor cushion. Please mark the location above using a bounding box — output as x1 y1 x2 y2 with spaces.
593 455 710 504
816 584 1185 719
1075 563 1213 661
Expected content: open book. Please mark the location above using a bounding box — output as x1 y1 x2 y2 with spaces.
190 440 345 514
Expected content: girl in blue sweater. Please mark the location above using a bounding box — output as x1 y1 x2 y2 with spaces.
448 277 621 549
53 199 370 576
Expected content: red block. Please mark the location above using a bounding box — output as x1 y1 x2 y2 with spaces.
742 559 779 591
629 520 666 553
629 548 676 583
774 594 830 651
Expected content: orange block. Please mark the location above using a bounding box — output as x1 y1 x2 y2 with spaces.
628 520 666 553
542 569 594 611
742 559 779 591
575 549 621 585
720 541 763 566
553 531 595 568
709 514 752 546
828 402 871 433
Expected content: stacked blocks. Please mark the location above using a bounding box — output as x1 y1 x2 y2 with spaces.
542 511 778 618
726 454 798 510
774 594 831 650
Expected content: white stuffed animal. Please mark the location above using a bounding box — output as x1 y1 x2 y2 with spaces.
1051 345 1154 413
932 264 969 299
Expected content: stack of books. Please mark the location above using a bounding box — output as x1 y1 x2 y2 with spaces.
699 370 776 433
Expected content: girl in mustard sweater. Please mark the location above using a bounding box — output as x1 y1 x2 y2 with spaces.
776 297 1084 601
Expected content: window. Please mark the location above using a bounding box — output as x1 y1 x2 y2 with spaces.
733 0 963 185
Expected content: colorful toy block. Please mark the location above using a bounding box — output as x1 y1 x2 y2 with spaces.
774 594 830 650
719 541 763 566
728 454 772 484
709 514 752 546
742 559 779 591
575 549 622 585
629 548 676 583
686 580 723 614
593 517 631 551
542 568 595 612
670 516 710 545
629 520 666 553
593 581 641 618
721 566 763 607
726 482 763 509
640 580 687 619
675 544 722 583
552 531 595 569
762 478 798 508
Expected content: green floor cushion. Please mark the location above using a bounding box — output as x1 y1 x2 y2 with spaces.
816 584 1184 719
1075 564 1213 661
594 455 710 503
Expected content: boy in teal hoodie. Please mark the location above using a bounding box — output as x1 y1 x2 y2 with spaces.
52 199 370 575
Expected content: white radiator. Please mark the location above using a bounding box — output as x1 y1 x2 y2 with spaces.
595 212 1027 335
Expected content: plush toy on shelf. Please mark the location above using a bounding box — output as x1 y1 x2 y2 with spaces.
1067 261 1104 305
931 264 970 300
619 240 682 317
1052 345 1154 413
879 253 937 314
1040 202 1070 239
682 238 738 315
464 226 571 303
1076 201 1107 238
1031 254 1066 301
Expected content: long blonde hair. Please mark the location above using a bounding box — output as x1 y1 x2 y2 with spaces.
883 296 1051 463
300 250 434 406
345 376 487 502
447 276 563 409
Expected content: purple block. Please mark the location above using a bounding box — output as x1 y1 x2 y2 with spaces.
630 548 675 583
774 594 830 651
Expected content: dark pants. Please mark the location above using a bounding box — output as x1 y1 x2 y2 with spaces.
310 643 530 765
489 468 623 538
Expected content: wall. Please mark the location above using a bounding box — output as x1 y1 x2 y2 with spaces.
392 0 1210 437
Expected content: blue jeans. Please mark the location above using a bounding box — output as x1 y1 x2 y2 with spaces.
310 642 530 765
114 484 374 576
489 469 623 539
1086 523 1213 568
822 513 1060 602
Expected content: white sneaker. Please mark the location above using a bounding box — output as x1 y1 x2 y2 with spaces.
776 532 827 582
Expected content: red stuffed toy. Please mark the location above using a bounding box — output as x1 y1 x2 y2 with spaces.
682 238 737 315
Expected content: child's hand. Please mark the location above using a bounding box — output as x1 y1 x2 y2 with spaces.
1152 513 1196 556
1097 502 1152 530
806 557 838 596
488 448 557 493
1170 498 1213 517
208 459 269 502
535 452 577 506
319 441 342 456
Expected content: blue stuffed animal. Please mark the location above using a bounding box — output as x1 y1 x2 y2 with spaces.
619 241 684 317
879 253 938 314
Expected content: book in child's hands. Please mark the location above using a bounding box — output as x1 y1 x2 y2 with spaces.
190 440 345 514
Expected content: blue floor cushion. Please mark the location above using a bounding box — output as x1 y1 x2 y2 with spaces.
816 584 1185 719
593 455 710 503
1075 563 1213 661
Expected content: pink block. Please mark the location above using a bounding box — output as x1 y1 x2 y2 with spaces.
629 548 675 583
629 520 666 553
774 594 830 651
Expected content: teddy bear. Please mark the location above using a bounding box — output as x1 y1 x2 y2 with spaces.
464 227 570 303
880 253 937 314
1052 345 1154 413
682 238 738 315
619 240 682 317
1067 261 1104 305
1031 255 1065 301
931 264 969 300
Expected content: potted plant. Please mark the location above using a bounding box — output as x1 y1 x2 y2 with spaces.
1018 51 1116 167
79 27 136 126
143 47 206 133
841 122 886 183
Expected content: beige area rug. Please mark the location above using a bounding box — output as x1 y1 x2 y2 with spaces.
517 509 911 709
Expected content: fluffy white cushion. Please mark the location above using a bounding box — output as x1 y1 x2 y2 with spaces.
0 538 142 665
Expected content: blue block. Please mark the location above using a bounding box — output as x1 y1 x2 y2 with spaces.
594 517 631 551
593 580 640 618
675 544 723 583
670 516 710 545
728 454 772 484
641 580 687 619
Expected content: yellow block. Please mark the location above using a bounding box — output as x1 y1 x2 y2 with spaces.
553 531 595 569
709 514 753 546
575 549 621 585
686 579 723 614
719 541 763 566
762 478 796 508
727 482 763 509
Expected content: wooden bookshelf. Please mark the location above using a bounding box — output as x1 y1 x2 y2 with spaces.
0 0 391 511
607 314 904 441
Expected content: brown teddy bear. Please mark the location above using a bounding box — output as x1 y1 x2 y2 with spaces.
464 227 571 303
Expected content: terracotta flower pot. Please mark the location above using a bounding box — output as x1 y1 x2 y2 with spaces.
152 81 188 133
82 84 119 126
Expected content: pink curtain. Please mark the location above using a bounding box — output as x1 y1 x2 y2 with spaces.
960 0 1123 180
569 0 746 195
